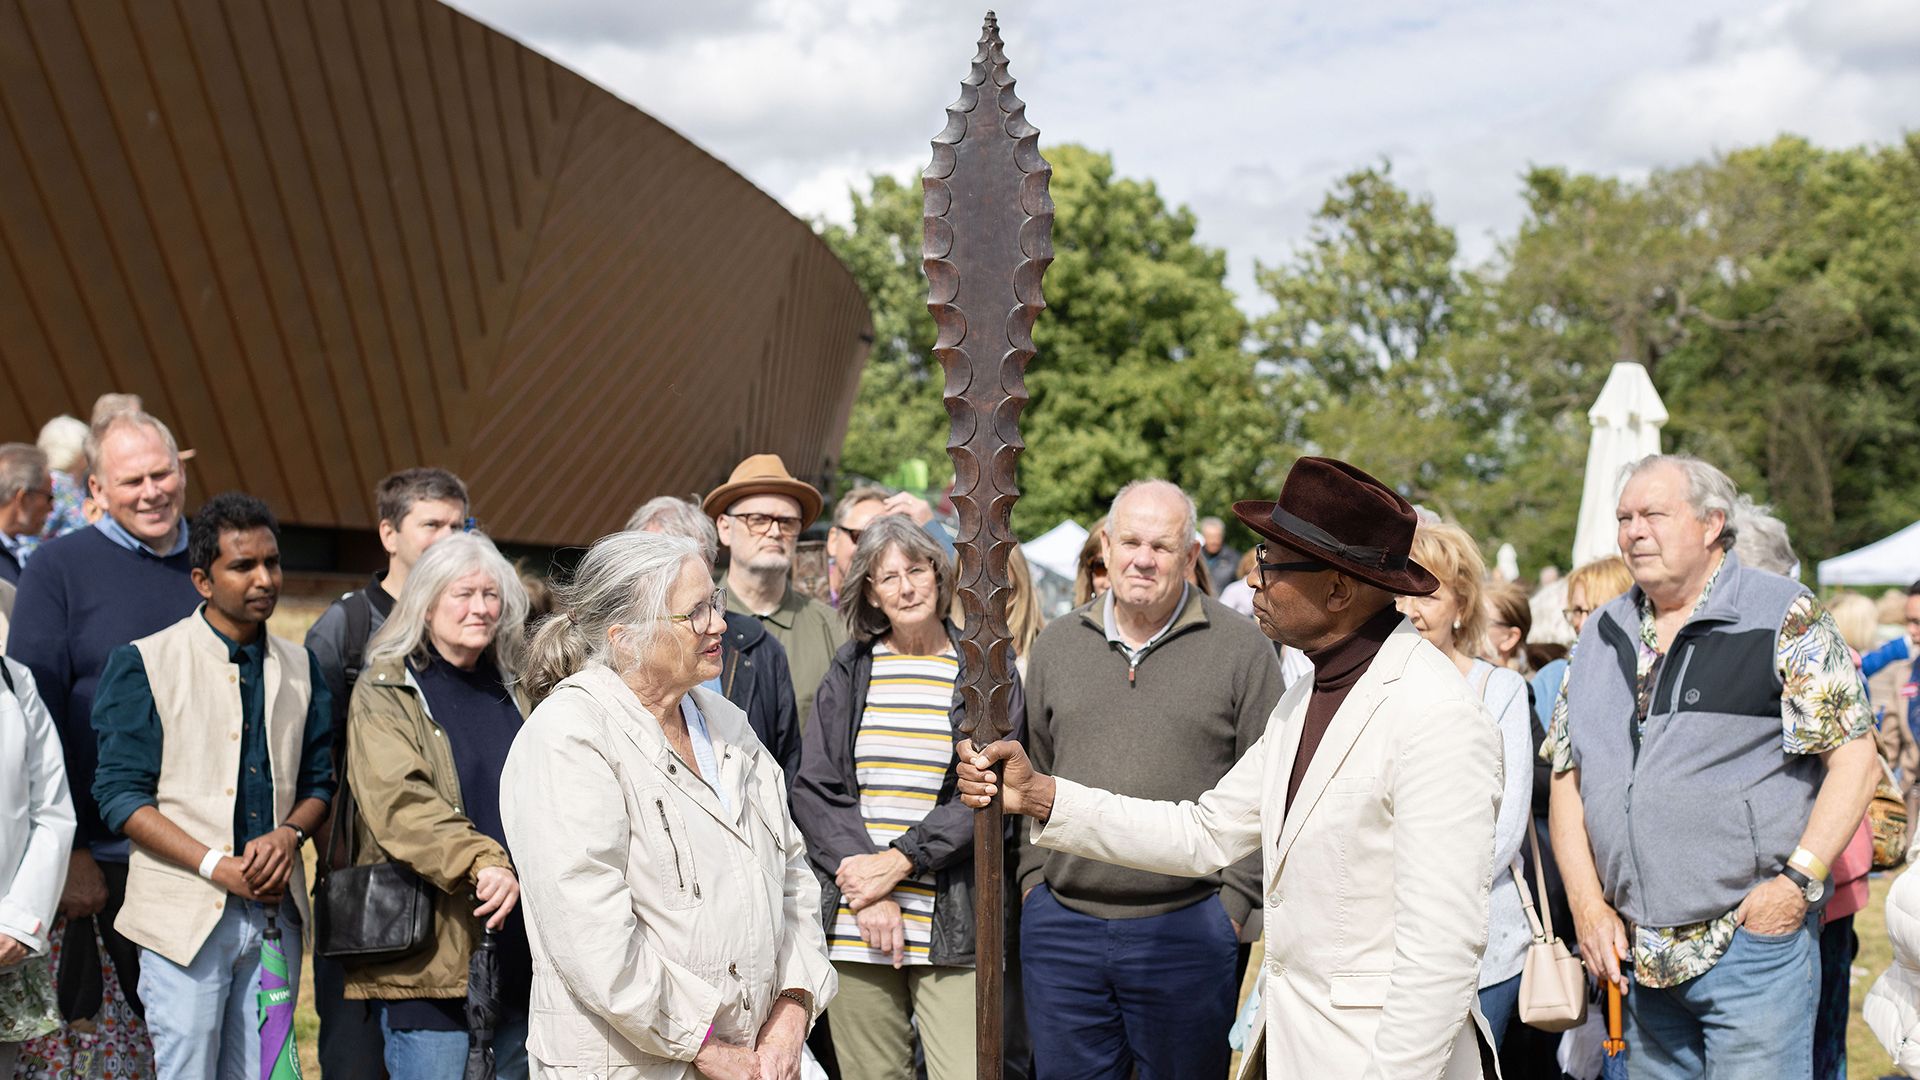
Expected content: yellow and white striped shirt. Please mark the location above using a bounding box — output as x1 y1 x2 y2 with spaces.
828 646 958 965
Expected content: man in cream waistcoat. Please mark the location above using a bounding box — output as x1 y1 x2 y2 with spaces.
92 493 334 1079
960 457 1504 1080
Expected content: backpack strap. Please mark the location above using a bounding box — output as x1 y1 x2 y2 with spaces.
341 590 374 692
320 590 376 879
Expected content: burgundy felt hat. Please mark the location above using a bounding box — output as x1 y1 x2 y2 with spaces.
1231 456 1438 596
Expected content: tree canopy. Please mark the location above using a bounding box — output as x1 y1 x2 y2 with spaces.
821 134 1920 576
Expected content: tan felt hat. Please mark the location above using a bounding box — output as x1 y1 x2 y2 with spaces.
701 453 823 529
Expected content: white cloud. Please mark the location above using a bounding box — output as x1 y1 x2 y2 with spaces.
447 0 1920 310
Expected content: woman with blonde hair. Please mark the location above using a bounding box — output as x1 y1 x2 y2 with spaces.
344 533 534 1077
501 530 833 1079
1399 522 1533 1047
1006 546 1045 674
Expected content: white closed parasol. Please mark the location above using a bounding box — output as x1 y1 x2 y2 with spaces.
1570 362 1668 571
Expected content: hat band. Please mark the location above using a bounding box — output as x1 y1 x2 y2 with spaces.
1268 505 1409 571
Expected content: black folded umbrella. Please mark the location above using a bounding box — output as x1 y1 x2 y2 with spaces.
464 928 501 1080
55 917 103 1023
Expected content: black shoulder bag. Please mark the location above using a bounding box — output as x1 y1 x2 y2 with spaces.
312 627 435 963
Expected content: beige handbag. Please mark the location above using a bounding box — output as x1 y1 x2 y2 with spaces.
1514 822 1589 1031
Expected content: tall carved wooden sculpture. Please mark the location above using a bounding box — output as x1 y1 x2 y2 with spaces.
924 12 1052 1077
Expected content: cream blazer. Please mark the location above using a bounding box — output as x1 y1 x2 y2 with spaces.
500 665 835 1079
1037 620 1502 1080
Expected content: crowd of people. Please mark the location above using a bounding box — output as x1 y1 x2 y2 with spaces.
0 396 1916 1080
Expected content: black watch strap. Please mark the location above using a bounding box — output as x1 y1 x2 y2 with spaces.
283 822 309 845
1781 865 1813 892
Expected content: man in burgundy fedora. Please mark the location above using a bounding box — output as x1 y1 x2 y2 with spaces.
960 457 1505 1079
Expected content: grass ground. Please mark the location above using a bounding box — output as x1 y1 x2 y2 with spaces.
1853 872 1899 1078
282 870 1911 1077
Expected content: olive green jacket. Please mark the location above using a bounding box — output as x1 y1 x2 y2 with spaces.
725 584 844 733
342 653 528 1001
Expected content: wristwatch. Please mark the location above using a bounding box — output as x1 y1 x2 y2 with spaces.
1781 864 1825 904
282 822 309 846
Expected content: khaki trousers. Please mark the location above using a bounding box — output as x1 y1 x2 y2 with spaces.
828 961 975 1080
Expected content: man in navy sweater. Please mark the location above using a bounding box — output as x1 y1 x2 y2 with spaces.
7 411 199 1029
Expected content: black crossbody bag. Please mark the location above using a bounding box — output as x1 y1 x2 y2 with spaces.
312 770 435 962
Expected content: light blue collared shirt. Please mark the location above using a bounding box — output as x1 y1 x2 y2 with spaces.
682 696 730 816
95 515 190 558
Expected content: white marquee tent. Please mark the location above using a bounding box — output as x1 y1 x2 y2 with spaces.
1817 521 1920 587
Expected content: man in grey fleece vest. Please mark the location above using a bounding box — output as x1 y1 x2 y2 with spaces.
1547 455 1877 1077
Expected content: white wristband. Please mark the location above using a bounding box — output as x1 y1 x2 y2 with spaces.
198 849 225 881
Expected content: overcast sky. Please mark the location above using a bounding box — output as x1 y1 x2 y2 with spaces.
448 0 1920 309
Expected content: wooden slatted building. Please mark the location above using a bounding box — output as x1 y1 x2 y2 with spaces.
0 0 872 558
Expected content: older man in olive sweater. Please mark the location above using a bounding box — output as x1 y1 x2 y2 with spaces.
1015 480 1284 1080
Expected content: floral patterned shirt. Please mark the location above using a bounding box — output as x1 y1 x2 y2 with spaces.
1542 555 1873 986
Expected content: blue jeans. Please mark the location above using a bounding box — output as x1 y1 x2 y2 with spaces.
380 1006 529 1080
1019 885 1237 1080
138 899 300 1080
1625 915 1818 1079
1477 972 1522 1048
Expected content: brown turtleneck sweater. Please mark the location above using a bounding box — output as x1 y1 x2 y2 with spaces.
1284 603 1403 814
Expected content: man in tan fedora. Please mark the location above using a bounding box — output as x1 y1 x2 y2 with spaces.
959 456 1504 1079
705 454 844 732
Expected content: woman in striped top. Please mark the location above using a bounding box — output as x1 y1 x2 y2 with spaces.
792 515 1025 1080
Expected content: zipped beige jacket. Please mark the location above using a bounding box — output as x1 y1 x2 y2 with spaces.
501 664 835 1078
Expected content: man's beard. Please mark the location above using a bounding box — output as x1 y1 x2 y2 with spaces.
741 550 791 573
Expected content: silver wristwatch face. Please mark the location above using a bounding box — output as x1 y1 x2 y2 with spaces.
1805 877 1825 904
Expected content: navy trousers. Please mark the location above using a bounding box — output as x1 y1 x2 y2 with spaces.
1019 884 1237 1080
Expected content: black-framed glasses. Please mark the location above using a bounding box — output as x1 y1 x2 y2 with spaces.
666 589 726 631
1562 606 1594 625
833 524 864 545
726 512 802 537
1255 543 1328 589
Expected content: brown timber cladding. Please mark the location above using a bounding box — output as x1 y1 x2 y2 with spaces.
0 0 873 547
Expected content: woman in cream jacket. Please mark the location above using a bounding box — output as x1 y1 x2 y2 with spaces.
0 657 75 1070
501 531 834 1080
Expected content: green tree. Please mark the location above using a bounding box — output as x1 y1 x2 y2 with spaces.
1250 165 1556 558
820 145 1268 537
1489 135 1920 570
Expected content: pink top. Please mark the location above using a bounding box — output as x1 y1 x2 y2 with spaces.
1826 820 1874 923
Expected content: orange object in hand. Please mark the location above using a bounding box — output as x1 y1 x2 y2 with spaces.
1604 980 1625 1057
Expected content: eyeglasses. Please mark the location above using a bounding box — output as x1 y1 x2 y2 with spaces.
834 524 864 545
1255 543 1328 589
24 487 53 502
726 512 802 537
666 589 726 631
873 564 936 594
1562 606 1594 625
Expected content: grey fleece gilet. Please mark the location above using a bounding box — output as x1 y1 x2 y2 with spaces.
1564 552 1816 928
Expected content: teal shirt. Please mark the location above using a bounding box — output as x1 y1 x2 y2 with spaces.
92 612 335 847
